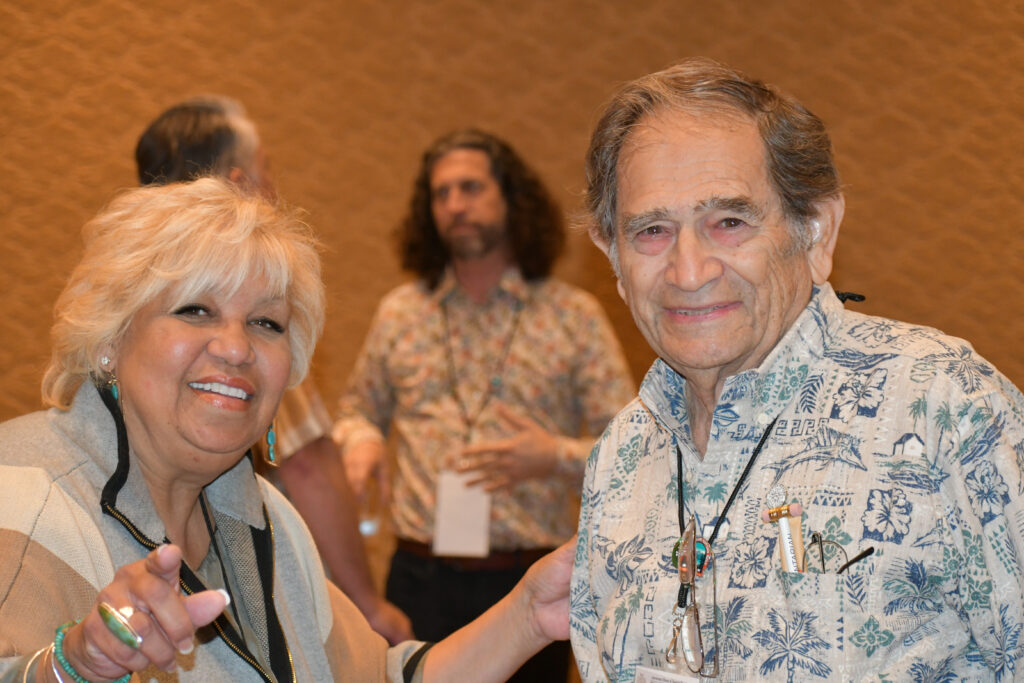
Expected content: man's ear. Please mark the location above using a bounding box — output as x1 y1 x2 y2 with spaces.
589 223 612 257
806 195 844 285
227 166 248 187
589 225 627 301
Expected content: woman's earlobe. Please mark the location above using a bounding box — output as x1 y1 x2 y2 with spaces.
99 348 116 372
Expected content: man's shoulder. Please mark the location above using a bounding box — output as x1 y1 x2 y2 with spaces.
367 281 437 328
377 280 432 309
827 306 1015 399
599 396 653 438
833 306 975 357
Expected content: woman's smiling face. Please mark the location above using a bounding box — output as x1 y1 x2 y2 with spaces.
111 276 292 481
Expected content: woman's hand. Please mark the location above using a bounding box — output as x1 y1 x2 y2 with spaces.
421 537 575 682
520 536 575 643
60 544 227 680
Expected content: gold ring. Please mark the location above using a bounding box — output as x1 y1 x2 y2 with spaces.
97 602 142 649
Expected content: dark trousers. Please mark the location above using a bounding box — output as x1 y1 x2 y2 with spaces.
386 546 571 683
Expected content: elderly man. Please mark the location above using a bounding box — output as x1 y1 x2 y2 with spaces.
570 58 1024 681
334 129 634 681
135 96 413 644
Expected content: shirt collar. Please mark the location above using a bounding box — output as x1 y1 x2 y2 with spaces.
639 283 843 445
431 266 530 304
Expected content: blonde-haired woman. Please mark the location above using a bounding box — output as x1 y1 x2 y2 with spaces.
0 177 571 682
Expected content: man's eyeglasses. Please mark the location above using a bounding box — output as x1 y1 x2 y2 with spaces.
801 531 875 574
666 515 719 677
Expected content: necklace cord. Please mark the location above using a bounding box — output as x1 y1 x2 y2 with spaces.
199 495 245 631
676 415 779 607
441 295 526 438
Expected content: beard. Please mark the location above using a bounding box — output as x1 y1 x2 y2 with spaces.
441 219 507 260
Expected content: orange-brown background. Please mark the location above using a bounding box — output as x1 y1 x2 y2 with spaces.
1 4 1022 677
2 1 1022 421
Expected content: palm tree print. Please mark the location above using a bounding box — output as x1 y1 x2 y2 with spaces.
882 559 943 617
933 401 957 461
753 608 832 679
922 345 994 393
704 481 728 505
989 603 1024 681
716 596 754 660
909 395 927 432
615 584 644 671
907 655 957 682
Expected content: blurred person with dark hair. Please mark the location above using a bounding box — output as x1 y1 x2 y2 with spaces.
334 129 635 681
135 96 269 193
134 96 413 645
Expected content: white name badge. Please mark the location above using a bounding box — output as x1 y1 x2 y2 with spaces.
432 469 491 557
635 664 700 682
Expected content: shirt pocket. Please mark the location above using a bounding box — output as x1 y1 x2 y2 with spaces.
764 559 879 679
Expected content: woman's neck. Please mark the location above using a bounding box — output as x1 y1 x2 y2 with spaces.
134 456 213 567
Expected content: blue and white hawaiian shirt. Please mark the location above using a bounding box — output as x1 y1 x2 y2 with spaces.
571 284 1024 682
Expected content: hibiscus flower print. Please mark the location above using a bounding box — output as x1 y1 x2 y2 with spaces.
729 535 775 589
965 460 1011 526
862 488 912 543
830 369 888 422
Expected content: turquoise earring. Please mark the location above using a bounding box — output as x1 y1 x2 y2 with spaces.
101 355 119 400
266 422 277 465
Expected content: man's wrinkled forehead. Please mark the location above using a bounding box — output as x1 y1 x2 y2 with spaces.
618 104 761 176
614 106 774 221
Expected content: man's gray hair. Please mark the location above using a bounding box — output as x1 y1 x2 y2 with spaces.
585 57 841 257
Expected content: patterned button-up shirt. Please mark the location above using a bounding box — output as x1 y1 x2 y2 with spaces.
571 284 1024 681
334 269 635 550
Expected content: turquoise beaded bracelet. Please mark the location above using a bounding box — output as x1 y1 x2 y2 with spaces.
54 620 131 683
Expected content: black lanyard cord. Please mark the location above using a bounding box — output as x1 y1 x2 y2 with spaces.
676 415 779 607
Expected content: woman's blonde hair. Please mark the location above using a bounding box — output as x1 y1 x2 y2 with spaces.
42 177 325 409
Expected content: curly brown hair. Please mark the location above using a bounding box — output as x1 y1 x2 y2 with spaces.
397 129 565 289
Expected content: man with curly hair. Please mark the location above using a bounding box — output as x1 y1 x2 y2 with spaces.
334 129 634 681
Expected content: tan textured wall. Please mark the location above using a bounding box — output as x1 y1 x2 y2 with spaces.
2 0 1023 426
